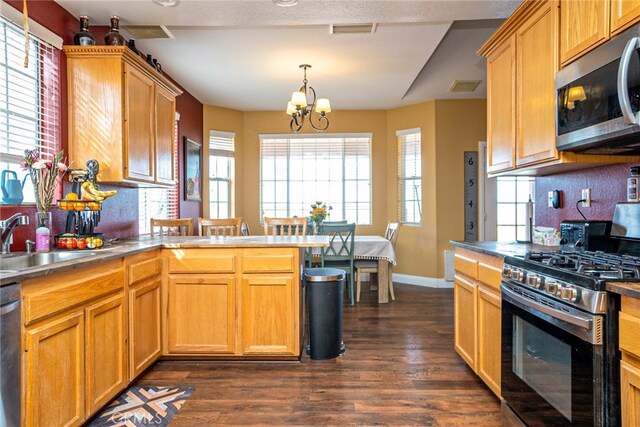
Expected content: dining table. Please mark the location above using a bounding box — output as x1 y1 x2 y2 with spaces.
351 235 397 303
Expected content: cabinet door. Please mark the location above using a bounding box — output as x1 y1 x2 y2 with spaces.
155 85 176 185
486 36 516 174
454 275 477 370
167 274 236 354
129 278 162 380
477 286 502 398
611 0 640 35
25 311 85 427
516 2 558 167
240 275 299 355
85 293 127 415
560 0 609 66
621 360 640 426
124 64 155 183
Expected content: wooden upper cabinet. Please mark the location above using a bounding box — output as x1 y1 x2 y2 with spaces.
611 0 640 35
517 1 558 167
486 36 516 174
560 0 609 66
124 64 155 183
560 0 640 66
64 46 181 186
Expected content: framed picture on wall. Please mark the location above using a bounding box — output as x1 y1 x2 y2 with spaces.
184 137 202 201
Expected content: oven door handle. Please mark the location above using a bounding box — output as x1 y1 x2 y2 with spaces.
501 284 592 331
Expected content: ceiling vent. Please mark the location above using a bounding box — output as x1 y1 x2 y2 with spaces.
330 23 377 34
123 25 174 39
448 80 481 93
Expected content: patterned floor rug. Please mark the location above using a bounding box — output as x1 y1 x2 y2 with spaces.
88 386 193 426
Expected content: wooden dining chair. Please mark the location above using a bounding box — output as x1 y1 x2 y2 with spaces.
319 223 356 305
263 217 307 236
198 217 243 236
355 222 400 302
150 218 193 237
240 221 251 236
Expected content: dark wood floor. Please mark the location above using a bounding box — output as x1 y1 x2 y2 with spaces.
136 284 501 426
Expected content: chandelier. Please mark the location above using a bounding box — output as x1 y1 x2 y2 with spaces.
286 64 331 132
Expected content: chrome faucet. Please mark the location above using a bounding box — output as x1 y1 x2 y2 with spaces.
0 213 29 254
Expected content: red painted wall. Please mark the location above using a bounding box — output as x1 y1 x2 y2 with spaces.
534 162 638 230
2 0 203 250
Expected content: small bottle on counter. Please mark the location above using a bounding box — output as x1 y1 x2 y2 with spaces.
73 16 96 46
105 16 126 46
628 166 640 202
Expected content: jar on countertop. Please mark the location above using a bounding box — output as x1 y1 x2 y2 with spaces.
628 166 640 202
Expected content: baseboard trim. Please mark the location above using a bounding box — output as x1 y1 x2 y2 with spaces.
392 273 453 289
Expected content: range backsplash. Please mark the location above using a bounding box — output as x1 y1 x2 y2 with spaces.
535 162 637 230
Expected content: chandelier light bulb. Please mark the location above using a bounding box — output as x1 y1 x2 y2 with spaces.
290 91 307 108
316 98 331 113
286 101 297 115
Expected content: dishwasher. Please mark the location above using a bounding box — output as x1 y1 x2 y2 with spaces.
1 283 20 427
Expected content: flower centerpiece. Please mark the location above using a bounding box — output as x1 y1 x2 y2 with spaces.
21 148 69 222
309 201 332 229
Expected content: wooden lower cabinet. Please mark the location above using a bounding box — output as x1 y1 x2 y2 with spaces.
24 310 85 427
241 275 298 355
129 278 162 379
619 296 640 425
453 247 503 398
621 360 640 426
454 275 477 370
167 274 236 354
85 293 127 415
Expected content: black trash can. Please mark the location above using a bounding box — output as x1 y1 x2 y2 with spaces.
304 268 346 360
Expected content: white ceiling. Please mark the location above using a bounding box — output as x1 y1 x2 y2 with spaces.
56 0 522 111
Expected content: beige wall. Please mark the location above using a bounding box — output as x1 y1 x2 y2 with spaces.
203 99 486 278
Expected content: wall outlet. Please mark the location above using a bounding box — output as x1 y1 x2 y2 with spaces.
581 188 591 207
548 191 554 207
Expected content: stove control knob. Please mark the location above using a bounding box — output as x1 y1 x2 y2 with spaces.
512 269 524 282
503 266 512 278
545 281 559 295
527 274 543 289
561 287 579 303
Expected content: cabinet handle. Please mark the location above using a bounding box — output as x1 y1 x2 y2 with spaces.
618 36 640 125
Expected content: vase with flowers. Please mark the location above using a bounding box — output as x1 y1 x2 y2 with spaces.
309 201 332 234
22 149 69 251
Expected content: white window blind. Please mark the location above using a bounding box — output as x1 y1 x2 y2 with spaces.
138 120 179 234
209 130 235 219
397 128 422 224
260 133 372 225
0 15 61 203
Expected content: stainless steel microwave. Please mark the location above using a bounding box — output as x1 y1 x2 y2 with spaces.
556 24 640 155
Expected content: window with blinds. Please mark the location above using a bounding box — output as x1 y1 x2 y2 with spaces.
397 128 422 224
209 130 235 219
496 176 535 242
260 133 372 224
0 14 62 203
138 120 179 234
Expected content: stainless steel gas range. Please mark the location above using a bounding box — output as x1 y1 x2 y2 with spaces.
500 203 640 427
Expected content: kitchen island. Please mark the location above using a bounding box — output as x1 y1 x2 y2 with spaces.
10 236 328 427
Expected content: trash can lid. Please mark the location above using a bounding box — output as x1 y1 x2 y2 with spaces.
304 268 345 282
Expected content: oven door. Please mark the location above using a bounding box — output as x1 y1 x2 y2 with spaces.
501 283 604 426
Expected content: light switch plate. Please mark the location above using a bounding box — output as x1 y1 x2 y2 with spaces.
548 191 554 207
582 188 591 207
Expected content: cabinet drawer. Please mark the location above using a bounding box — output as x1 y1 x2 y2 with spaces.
478 262 503 291
620 312 640 357
127 251 161 286
242 248 296 273
454 254 478 279
23 259 124 325
166 249 236 273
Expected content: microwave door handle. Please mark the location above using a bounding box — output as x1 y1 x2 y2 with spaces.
618 36 640 125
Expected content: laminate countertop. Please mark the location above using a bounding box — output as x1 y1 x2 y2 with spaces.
0 235 330 286
450 240 559 258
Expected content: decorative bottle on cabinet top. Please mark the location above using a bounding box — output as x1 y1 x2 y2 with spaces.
73 15 96 46
105 16 126 46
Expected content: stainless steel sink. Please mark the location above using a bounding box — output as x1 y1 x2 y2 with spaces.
0 251 97 271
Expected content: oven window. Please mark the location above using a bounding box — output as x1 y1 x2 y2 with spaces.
513 315 572 421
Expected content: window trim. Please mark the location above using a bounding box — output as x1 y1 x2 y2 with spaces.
208 130 235 219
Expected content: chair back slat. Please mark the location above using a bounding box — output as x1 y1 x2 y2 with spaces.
150 218 193 237
240 221 251 236
198 217 243 236
263 217 307 236
385 222 400 248
320 223 355 261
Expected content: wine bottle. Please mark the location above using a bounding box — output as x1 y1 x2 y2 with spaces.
73 15 96 46
105 16 126 46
